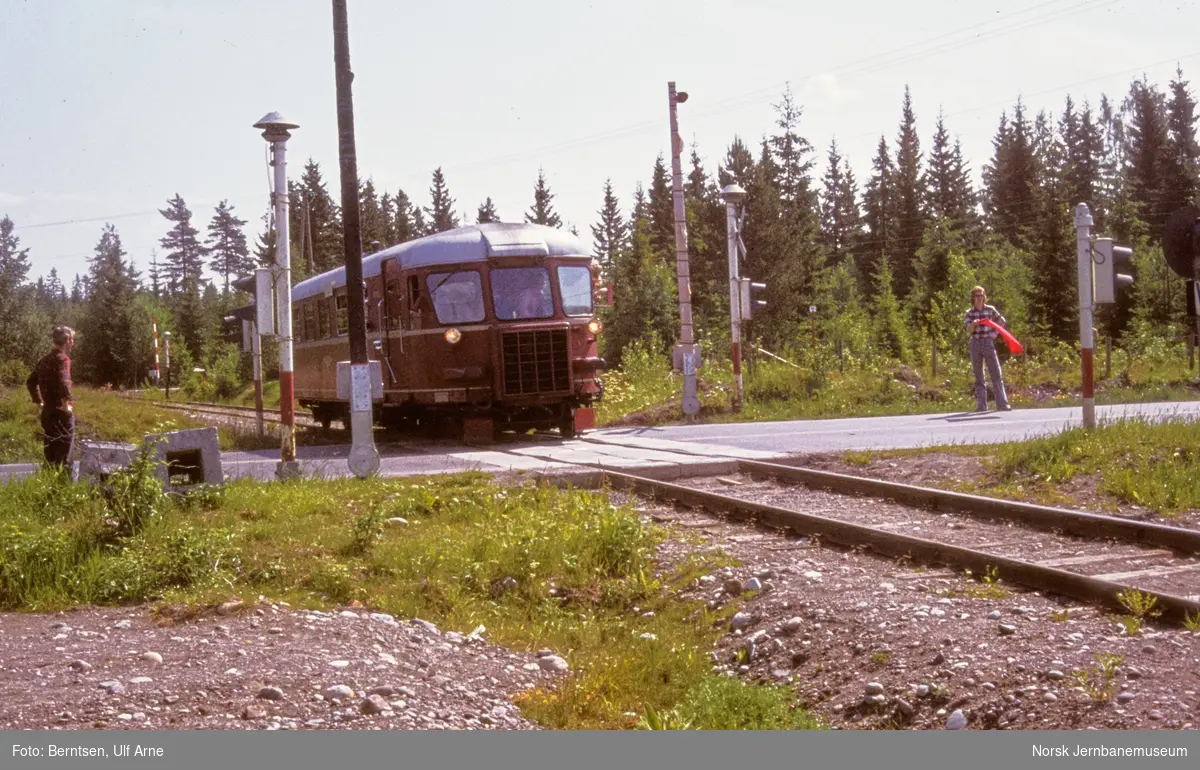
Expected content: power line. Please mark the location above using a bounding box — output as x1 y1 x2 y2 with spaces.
443 0 1127 173
14 210 161 229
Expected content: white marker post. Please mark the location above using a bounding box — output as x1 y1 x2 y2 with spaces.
720 184 747 411
1075 203 1096 429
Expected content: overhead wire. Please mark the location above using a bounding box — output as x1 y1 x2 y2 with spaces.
444 0 1130 173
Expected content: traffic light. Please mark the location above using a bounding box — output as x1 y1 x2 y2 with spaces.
1092 237 1133 304
739 278 766 320
223 305 255 350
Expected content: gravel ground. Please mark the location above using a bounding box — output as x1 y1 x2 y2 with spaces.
0 601 568 731
3 451 1197 732
639 492 1200 730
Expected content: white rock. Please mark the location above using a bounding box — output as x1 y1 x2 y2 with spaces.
945 709 967 730
537 655 569 673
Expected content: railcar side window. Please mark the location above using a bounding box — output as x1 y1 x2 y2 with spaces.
304 302 316 341
492 267 553 320
318 298 331 339
335 294 349 335
557 266 594 316
426 271 485 325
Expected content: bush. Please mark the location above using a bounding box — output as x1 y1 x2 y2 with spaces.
0 360 29 388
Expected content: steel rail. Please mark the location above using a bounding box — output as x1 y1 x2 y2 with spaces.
600 470 1200 626
735 459 1200 555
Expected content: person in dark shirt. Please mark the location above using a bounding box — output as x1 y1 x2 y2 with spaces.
26 325 76 469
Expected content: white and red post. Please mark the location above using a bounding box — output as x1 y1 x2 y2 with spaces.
726 198 743 411
254 112 300 476
152 317 160 382
1075 203 1096 429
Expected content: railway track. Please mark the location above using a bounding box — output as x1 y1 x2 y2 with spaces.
596 460 1200 628
153 400 317 428
134 398 1200 625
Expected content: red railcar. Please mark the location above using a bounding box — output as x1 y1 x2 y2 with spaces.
290 222 604 438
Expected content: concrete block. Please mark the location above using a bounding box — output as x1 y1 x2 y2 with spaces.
78 440 137 481
143 427 223 490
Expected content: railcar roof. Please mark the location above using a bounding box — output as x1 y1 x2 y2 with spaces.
292 222 590 302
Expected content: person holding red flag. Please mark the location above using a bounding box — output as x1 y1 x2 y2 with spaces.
964 286 1012 412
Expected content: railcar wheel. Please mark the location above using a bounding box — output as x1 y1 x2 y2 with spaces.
558 408 577 439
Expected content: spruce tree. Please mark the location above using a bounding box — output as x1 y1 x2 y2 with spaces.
982 101 1038 247
525 169 562 227
158 194 205 295
293 160 343 273
359 179 389 251
476 197 500 224
0 215 42 367
646 155 675 257
769 84 817 214
861 136 896 297
389 189 419 243
926 112 978 237
718 136 755 188
80 224 140 386
685 144 729 330
1123 77 1170 231
1162 67 1200 218
590 179 626 278
206 200 251 293
603 183 676 366
425 167 459 233
1059 96 1105 218
892 86 926 298
147 249 164 298
820 139 862 267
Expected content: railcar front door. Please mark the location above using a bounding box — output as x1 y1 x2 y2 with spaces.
380 257 407 390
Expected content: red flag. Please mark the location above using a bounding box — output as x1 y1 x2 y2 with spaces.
979 318 1024 355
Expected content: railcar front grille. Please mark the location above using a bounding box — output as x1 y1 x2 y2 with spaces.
501 329 570 396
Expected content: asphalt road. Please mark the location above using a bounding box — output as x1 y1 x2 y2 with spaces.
5 400 1200 483
591 400 1200 454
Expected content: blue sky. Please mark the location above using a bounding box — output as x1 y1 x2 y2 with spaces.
2 0 1198 286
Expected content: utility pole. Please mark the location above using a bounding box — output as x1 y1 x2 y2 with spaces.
667 82 700 417
1075 203 1096 429
253 111 300 478
333 0 379 477
720 184 747 411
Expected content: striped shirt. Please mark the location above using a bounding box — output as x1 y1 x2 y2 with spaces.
964 304 1006 339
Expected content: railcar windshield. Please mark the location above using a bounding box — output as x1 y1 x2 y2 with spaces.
427 270 485 324
491 267 554 320
557 266 593 316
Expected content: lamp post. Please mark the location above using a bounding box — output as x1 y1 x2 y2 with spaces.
668 82 700 417
720 183 747 412
253 111 301 479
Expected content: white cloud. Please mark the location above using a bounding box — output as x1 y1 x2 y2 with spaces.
804 73 860 105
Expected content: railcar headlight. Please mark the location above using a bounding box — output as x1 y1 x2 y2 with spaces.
444 328 462 344
587 318 603 335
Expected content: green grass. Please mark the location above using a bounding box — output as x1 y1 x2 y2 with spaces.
834 416 1200 518
0 465 820 731
596 342 1200 427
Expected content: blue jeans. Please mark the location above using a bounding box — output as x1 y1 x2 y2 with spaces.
970 337 1009 410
